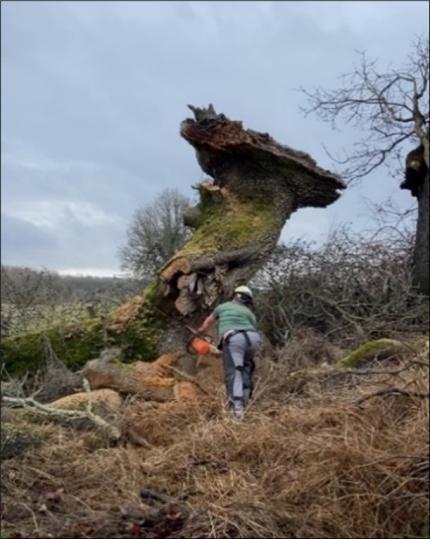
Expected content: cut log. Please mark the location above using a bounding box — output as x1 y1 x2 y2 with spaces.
48 388 122 414
82 352 181 401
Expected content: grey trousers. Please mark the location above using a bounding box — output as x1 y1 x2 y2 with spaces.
222 331 261 408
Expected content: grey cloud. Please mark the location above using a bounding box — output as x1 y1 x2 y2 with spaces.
1 211 125 272
1 214 59 267
2 1 428 273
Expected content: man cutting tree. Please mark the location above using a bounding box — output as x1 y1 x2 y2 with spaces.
197 286 262 419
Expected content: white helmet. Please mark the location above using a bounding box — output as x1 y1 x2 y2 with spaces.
234 285 253 299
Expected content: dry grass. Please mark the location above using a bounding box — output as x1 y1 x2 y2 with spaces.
1 341 429 539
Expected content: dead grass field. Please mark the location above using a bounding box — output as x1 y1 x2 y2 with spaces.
1 337 428 539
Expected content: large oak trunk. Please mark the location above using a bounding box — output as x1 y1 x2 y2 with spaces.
1 106 344 376
401 143 429 295
414 171 429 295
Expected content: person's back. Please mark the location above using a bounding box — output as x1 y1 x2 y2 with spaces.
212 300 257 337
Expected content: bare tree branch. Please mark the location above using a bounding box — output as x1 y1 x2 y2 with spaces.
2 394 121 441
356 388 430 406
300 36 429 183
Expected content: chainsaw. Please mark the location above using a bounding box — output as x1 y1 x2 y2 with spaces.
184 325 220 356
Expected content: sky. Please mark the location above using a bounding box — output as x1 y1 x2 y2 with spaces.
2 1 429 276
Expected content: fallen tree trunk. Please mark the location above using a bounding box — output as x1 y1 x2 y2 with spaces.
1 105 344 376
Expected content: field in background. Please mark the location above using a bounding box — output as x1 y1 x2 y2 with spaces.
1 266 143 338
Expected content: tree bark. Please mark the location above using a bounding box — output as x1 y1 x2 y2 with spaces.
1 105 345 375
414 171 429 295
401 143 429 295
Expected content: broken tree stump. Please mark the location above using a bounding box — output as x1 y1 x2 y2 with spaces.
1 105 344 375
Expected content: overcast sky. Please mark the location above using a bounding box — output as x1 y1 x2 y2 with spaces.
2 1 429 276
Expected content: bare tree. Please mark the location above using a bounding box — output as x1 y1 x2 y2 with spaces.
119 189 192 279
301 36 429 294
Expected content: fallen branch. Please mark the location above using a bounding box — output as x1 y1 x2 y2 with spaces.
356 388 430 407
2 394 121 441
326 361 425 378
81 377 122 439
335 339 406 369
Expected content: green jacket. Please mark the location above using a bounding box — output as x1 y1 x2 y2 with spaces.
212 301 257 337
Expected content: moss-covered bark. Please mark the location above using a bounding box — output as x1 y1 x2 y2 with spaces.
1 321 105 378
335 339 406 369
1 281 167 377
335 337 429 369
1 105 344 377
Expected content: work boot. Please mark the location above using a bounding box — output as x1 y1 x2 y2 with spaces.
231 400 245 420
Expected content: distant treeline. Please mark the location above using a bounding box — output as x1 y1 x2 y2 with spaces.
1 265 143 306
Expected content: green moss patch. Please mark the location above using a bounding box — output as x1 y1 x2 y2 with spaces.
120 279 167 361
181 197 280 256
335 339 405 369
1 320 106 378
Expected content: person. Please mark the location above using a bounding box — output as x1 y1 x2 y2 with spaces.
197 285 262 419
